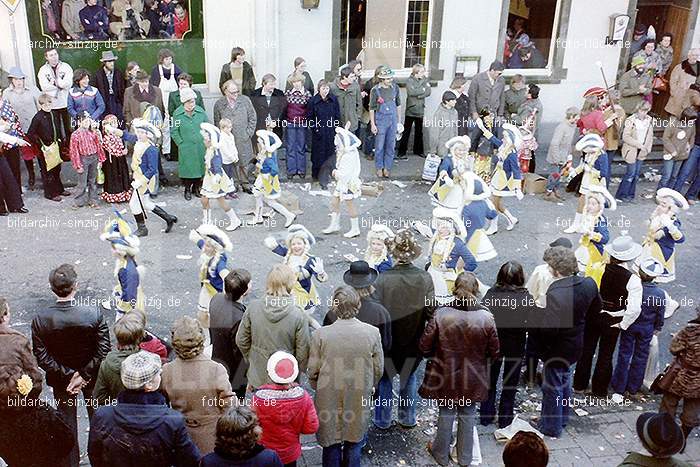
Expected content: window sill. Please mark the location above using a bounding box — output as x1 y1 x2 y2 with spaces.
502 67 568 84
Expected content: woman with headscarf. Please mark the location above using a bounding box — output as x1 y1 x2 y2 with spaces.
161 316 236 455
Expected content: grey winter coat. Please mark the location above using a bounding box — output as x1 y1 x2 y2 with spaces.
213 95 257 163
405 76 432 118
468 71 506 117
427 104 458 156
618 69 653 115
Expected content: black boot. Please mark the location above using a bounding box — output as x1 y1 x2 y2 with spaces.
192 180 202 198
184 184 192 200
134 213 148 237
26 160 36 191
152 206 178 233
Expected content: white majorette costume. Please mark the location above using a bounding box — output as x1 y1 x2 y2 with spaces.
189 224 232 321
105 118 177 237
461 171 498 262
264 224 327 312
322 124 363 238
250 129 297 227
100 212 145 319
564 133 610 234
364 224 395 273
476 119 523 234
574 185 615 286
427 207 477 305
199 122 241 231
642 188 688 283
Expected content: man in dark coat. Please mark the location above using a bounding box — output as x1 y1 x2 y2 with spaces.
324 261 393 353
31 264 111 466
250 74 287 142
209 269 251 399
307 83 340 187
373 230 435 429
92 51 126 125
533 247 602 438
88 350 201 467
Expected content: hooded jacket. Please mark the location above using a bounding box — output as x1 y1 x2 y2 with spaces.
88 390 200 467
235 295 311 389
252 384 318 463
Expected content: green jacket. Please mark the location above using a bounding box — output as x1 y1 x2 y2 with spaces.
618 69 653 115
617 452 693 467
172 105 208 179
168 88 205 117
92 348 138 405
405 76 432 118
504 87 527 117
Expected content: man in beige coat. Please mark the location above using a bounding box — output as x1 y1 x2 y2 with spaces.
308 286 383 463
665 49 700 118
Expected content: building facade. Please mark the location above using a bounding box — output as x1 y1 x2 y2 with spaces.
1 0 699 139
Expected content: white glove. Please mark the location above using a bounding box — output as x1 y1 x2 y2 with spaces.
130 179 143 190
660 215 673 229
310 258 325 276
442 175 454 187
263 237 278 250
189 229 201 243
515 189 524 200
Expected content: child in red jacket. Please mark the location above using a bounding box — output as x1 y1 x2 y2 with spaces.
253 351 319 465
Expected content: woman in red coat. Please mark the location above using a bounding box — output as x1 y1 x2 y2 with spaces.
577 94 607 138
252 351 319 465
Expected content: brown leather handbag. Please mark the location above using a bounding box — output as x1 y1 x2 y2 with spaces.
650 358 682 394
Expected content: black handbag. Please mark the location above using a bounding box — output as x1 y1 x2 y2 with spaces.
566 172 583 193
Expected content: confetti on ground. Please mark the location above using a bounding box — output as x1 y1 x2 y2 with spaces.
575 408 589 417
176 254 193 260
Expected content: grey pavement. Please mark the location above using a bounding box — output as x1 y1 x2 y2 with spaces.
1 152 699 466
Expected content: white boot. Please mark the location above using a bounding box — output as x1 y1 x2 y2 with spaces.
247 197 264 225
202 209 211 224
344 217 361 238
563 212 582 234
485 216 498 235
268 200 296 227
323 212 341 234
225 209 242 231
504 209 518 231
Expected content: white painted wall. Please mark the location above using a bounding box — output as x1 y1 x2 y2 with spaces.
0 2 37 87
276 0 333 90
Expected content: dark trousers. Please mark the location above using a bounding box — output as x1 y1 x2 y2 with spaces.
398 115 424 156
5 147 21 188
480 354 523 428
0 155 23 212
37 153 65 199
53 381 96 467
573 318 621 396
522 333 540 385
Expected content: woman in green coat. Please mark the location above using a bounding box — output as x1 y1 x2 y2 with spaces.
167 73 204 162
171 88 208 200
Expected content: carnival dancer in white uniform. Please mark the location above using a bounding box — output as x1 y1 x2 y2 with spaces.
642 188 688 283
249 129 297 227
100 212 145 320
322 123 363 238
574 185 615 285
264 224 327 321
199 122 241 231
427 207 477 305
105 118 178 237
461 169 498 262
189 223 232 341
364 224 395 273
475 118 524 233
564 133 610 234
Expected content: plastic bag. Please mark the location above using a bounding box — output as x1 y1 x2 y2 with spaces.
643 334 659 391
450 426 482 465
422 154 441 181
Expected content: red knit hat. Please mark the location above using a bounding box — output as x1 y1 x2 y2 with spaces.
583 87 606 98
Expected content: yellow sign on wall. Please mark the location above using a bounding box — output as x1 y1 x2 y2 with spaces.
0 0 22 13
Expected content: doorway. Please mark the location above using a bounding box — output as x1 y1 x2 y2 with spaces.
632 0 696 113
339 0 367 68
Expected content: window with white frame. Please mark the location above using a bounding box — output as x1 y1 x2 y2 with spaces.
338 0 432 73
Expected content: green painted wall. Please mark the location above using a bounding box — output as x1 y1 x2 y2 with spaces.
25 0 206 83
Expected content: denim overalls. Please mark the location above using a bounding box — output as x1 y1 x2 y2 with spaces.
374 83 399 171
